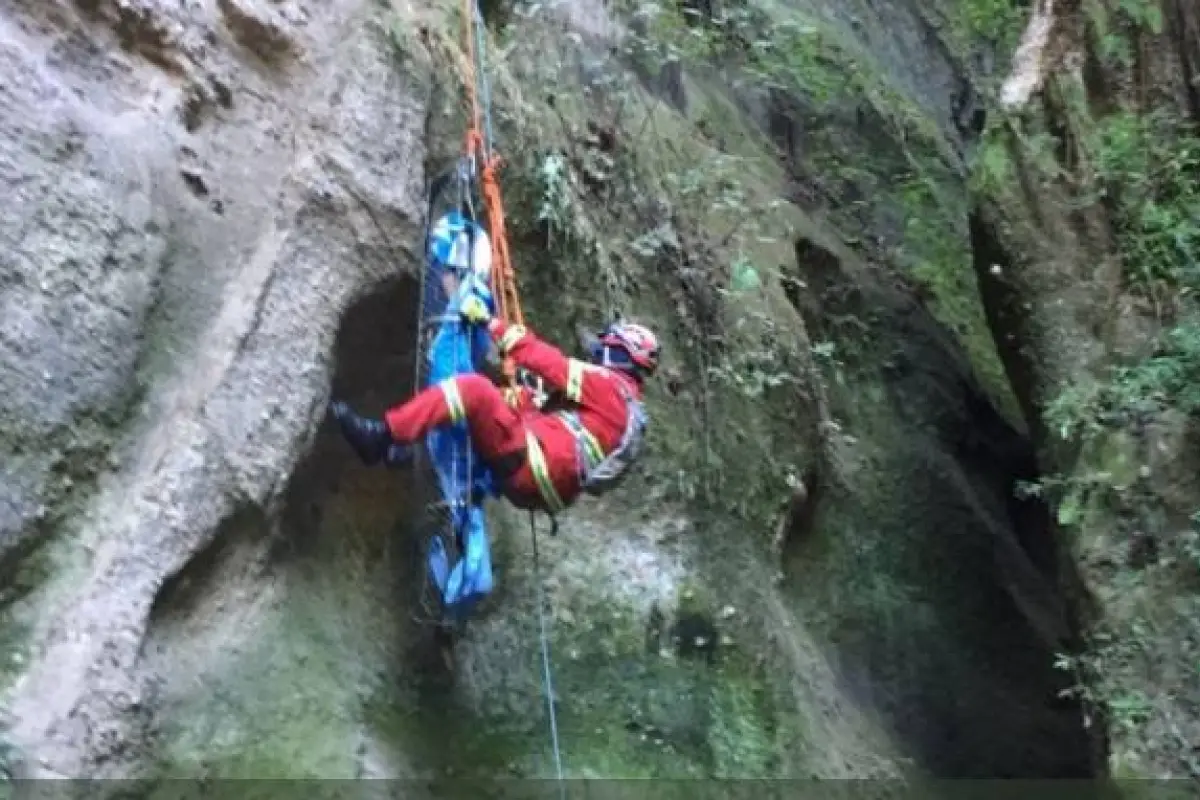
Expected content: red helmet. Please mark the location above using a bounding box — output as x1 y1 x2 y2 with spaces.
599 321 660 376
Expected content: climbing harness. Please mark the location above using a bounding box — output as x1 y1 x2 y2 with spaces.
557 378 649 496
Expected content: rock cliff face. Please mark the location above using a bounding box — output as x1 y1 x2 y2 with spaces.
1 0 1161 785
1 0 429 777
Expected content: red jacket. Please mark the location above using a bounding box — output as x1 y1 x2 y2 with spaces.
486 318 642 509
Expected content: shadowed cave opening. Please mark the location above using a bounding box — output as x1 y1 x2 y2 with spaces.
276 272 429 602
280 271 468 689
144 274 495 778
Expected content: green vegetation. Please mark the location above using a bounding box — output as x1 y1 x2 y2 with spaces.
374 4 818 778
1084 0 1165 69
1038 108 1200 497
1092 110 1200 303
960 0 1026 47
482 16 817 532
38 0 1188 783
616 0 948 155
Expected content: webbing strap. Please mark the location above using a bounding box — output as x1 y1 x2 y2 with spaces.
525 432 565 512
503 384 523 409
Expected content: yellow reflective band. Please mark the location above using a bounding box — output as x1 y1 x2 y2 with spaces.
581 429 604 467
498 324 527 354
439 379 466 423
525 432 565 512
566 359 585 403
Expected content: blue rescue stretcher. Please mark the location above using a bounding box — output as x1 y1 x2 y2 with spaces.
414 164 500 628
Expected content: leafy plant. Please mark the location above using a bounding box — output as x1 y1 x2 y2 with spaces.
951 0 1028 60
536 151 574 245
1092 110 1200 303
1044 110 1200 453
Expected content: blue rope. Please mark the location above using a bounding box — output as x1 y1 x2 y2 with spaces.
471 2 497 163
467 7 564 789
529 511 567 793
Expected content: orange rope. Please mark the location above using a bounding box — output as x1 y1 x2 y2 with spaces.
484 154 523 396
458 1 524 399
482 160 523 327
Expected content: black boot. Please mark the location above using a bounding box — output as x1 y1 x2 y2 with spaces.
329 400 394 466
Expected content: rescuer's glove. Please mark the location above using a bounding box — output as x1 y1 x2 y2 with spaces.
459 294 491 325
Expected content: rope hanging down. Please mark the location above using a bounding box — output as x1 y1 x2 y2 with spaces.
458 2 566 790
530 514 567 793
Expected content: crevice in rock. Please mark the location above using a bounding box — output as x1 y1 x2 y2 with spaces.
678 0 717 25
290 272 503 772
623 12 689 114
670 610 719 664
784 235 864 348
793 236 844 288
476 0 515 32
180 76 235 133
71 0 187 75
965 206 1112 772
968 210 1044 442
777 232 1103 777
777 466 820 563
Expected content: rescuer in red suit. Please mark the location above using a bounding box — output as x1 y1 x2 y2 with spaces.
329 294 660 513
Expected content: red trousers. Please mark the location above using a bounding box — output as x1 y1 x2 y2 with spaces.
384 374 576 510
